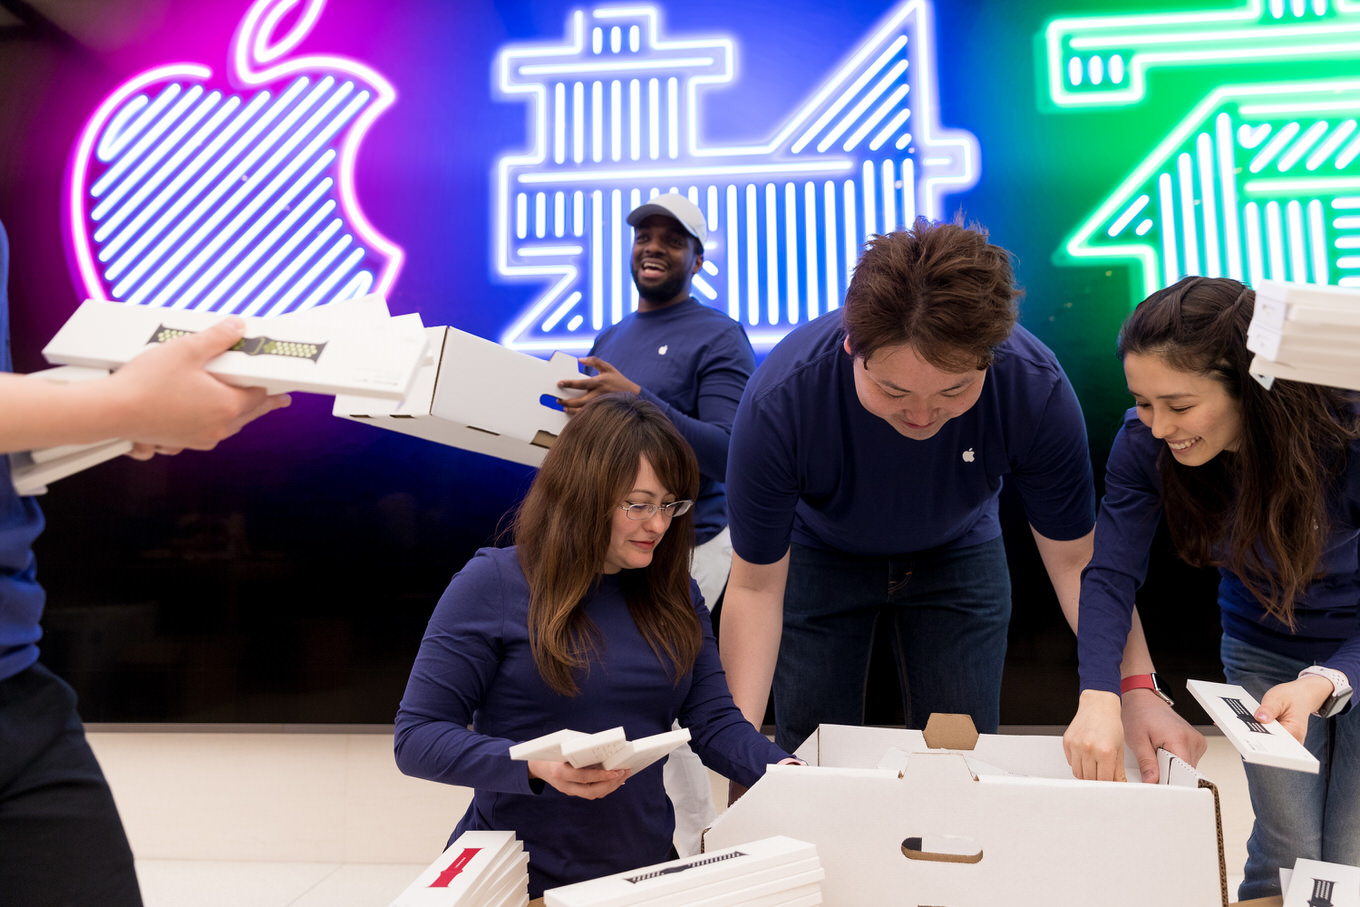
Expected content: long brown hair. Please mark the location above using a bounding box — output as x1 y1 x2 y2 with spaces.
842 216 1020 371
1118 276 1360 626
513 394 702 695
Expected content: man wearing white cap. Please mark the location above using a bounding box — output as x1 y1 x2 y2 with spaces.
557 192 755 855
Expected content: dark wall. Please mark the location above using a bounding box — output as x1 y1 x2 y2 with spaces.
0 0 1259 726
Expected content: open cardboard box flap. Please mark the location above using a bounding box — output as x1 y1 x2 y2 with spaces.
703 716 1228 906
334 326 582 467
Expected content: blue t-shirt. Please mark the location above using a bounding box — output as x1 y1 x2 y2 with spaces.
589 297 755 545
1078 409 1360 694
393 546 789 897
0 218 46 683
726 310 1095 563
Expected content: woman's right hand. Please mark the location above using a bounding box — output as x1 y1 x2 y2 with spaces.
528 760 630 799
1062 689 1127 782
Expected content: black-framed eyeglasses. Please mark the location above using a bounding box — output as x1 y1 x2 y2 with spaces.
618 500 694 520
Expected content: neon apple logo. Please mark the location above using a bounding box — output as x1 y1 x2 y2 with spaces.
66 0 402 317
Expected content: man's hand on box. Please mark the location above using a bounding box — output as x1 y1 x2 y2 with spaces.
556 356 641 413
110 317 291 455
1119 689 1206 782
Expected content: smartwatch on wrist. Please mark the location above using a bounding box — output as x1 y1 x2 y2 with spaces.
1120 672 1174 706
1299 665 1352 719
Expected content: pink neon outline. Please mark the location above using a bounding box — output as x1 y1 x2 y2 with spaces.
66 0 402 306
68 64 211 303
250 0 324 65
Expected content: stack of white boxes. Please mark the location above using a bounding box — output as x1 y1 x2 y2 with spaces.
8 364 136 495
542 836 824 907
1247 280 1360 391
389 830 529 907
508 726 692 773
10 295 429 494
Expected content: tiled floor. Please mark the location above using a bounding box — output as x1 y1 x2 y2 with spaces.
88 726 1252 906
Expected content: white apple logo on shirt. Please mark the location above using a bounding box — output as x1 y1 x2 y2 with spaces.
962 448 975 463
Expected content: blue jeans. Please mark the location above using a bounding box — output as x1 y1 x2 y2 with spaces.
772 537 1012 752
1220 634 1360 901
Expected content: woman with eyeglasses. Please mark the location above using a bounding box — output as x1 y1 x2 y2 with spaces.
394 393 794 897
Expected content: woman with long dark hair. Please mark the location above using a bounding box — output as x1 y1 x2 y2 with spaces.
1064 276 1360 899
395 393 792 897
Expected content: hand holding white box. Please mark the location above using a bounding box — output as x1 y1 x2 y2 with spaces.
1186 678 1320 773
44 298 428 399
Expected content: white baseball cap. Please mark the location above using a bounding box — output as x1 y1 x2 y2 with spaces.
626 193 707 249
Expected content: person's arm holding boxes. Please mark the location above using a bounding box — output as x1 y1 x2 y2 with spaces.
0 316 289 458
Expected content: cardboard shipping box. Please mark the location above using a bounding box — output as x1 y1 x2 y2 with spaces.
333 326 583 467
703 719 1228 906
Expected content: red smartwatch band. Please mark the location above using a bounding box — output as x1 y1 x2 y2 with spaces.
1120 674 1155 695
1120 672 1174 705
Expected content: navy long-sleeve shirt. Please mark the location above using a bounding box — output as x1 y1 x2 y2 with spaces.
1078 409 1360 694
589 298 754 545
394 546 788 896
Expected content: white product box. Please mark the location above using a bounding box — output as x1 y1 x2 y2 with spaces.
542 835 819 907
560 728 629 768
389 829 529 907
1247 323 1360 366
1248 354 1360 393
509 727 690 773
1281 859 1360 907
10 439 134 497
599 728 691 772
1186 679 1321 773
508 729 588 762
702 718 1228 907
43 299 428 399
1254 280 1360 329
270 293 397 329
333 326 583 467
1247 281 1360 389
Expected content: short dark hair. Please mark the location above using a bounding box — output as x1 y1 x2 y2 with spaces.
842 217 1019 371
